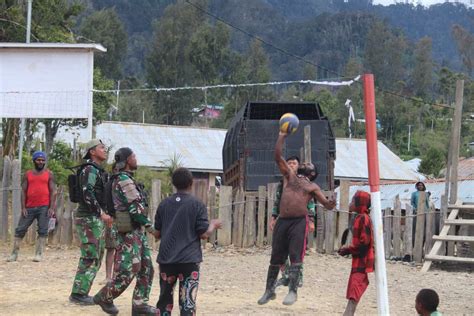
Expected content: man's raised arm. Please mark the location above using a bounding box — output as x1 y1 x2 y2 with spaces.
274 132 290 177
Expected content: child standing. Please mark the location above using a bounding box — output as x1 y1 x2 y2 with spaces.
338 190 374 316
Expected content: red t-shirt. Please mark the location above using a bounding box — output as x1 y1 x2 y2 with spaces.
25 170 51 208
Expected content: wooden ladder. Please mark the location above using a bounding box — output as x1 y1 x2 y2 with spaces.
421 204 474 272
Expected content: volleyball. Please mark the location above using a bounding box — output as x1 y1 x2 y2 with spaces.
279 113 299 134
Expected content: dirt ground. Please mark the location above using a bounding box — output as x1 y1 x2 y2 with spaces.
0 243 472 316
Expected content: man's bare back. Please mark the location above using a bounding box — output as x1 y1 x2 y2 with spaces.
275 132 335 217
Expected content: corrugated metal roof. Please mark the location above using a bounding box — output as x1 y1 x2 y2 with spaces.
335 139 422 181
335 179 474 209
57 122 421 180
95 122 227 172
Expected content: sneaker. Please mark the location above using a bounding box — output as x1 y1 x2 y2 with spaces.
69 293 95 305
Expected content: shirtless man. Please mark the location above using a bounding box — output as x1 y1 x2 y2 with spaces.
257 131 336 306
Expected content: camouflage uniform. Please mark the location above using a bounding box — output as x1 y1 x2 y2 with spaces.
272 180 315 287
71 161 107 296
95 171 154 306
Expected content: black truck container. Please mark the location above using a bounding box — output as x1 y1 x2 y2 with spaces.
223 101 336 191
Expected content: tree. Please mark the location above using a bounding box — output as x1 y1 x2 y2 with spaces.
452 24 474 76
412 37 433 98
419 147 445 177
79 8 128 80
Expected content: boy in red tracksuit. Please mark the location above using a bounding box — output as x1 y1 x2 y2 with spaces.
338 190 374 316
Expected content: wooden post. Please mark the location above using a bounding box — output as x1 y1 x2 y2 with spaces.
232 189 245 247
1 156 11 241
208 186 217 245
403 204 414 259
149 179 161 249
61 199 73 246
217 186 232 246
447 81 464 257
256 185 266 247
424 202 436 257
243 193 256 247
324 207 336 253
392 195 402 258
413 192 426 263
11 159 21 241
337 181 350 246
383 208 392 259
266 183 278 245
316 207 325 253
303 125 316 248
52 188 64 245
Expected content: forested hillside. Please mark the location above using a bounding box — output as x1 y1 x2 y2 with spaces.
1 0 473 177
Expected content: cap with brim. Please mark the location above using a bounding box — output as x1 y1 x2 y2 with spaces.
83 139 104 159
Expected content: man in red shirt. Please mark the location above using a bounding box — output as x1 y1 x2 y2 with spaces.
338 190 374 316
7 151 56 262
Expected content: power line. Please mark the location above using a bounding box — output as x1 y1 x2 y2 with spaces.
184 0 344 79
185 0 454 110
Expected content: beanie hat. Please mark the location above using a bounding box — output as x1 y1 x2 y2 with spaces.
32 151 46 162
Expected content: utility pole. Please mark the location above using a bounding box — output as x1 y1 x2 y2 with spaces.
407 125 412 152
449 80 464 204
18 0 33 166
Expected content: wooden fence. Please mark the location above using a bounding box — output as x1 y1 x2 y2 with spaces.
0 156 461 262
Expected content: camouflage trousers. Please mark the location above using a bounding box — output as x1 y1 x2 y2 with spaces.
71 215 105 295
95 229 154 305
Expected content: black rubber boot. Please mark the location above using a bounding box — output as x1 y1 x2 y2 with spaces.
69 293 95 305
93 295 119 315
257 264 280 305
282 264 301 305
132 303 159 316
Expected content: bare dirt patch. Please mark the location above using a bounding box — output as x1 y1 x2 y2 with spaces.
0 244 472 315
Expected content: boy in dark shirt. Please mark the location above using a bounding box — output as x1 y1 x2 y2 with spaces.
154 167 222 315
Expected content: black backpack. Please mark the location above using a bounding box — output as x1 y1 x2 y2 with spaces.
104 173 120 216
67 162 102 203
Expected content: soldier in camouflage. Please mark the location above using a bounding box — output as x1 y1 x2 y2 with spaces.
69 139 113 305
94 147 158 316
269 156 316 289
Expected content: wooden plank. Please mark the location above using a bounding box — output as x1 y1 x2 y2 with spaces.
440 194 448 232
217 186 232 246
392 195 402 258
11 159 21 241
445 219 474 225
448 80 464 205
316 207 325 253
60 199 73 246
256 186 266 247
432 235 474 242
448 205 474 210
51 188 64 245
403 204 413 259
148 179 161 250
413 192 426 263
208 186 217 245
266 183 278 246
424 203 436 257
324 208 336 254
337 181 350 247
232 189 245 247
421 208 459 272
304 125 311 163
383 208 392 259
243 193 256 247
424 254 474 264
1 156 11 241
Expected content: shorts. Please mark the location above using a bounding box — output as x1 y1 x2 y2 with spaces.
270 216 308 265
105 223 118 249
346 272 369 303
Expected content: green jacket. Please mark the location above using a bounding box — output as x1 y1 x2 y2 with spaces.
272 180 316 219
